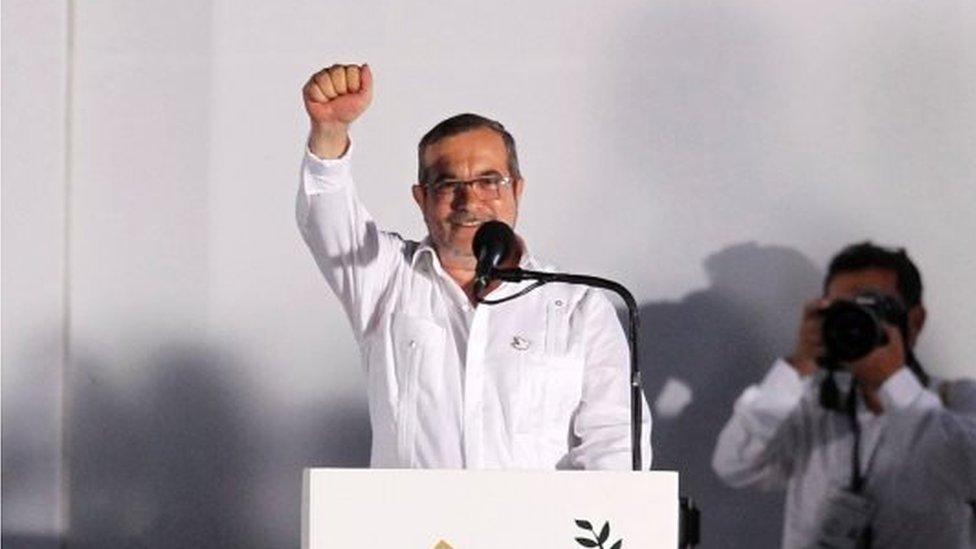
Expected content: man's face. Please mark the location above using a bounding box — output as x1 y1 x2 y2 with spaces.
825 267 926 347
412 127 523 265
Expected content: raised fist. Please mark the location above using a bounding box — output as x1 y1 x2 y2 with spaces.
303 63 373 128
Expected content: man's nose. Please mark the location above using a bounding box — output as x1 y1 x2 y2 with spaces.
451 182 478 208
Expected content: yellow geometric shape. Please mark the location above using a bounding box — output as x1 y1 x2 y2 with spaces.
433 540 454 549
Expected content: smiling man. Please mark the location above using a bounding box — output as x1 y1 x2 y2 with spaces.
411 119 524 296
296 63 650 470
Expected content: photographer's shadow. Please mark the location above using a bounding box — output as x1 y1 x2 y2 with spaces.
640 242 821 548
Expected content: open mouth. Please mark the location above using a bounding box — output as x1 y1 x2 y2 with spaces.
452 220 483 228
449 215 490 228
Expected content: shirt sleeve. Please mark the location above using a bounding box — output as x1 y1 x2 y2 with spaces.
940 378 976 417
565 289 653 470
877 367 940 412
948 414 976 501
711 359 810 490
295 142 403 342
884 373 976 503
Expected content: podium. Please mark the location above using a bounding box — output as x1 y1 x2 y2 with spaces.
303 468 680 548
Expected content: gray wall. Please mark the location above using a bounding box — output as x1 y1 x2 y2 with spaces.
2 1 68 547
3 1 974 547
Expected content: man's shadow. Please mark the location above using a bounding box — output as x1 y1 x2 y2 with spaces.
639 242 821 547
66 343 370 548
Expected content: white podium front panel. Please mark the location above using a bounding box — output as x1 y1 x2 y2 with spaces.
303 468 678 549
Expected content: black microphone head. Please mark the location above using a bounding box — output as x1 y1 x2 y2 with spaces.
472 221 516 281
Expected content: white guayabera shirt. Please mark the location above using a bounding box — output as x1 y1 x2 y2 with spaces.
296 144 651 470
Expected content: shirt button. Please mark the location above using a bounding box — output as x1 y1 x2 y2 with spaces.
555 299 564 307
409 340 417 348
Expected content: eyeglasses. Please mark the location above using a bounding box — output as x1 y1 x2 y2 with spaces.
427 174 513 200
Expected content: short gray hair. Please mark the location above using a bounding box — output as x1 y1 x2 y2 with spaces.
417 113 521 185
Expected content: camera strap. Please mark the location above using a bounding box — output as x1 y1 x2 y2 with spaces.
845 378 875 548
846 381 865 493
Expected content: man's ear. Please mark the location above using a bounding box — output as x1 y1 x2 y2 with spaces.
412 184 426 211
906 305 926 348
512 177 525 204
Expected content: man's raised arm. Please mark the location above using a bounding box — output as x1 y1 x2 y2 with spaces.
296 63 400 341
711 299 825 489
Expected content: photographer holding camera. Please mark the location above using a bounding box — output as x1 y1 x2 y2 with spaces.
712 242 976 548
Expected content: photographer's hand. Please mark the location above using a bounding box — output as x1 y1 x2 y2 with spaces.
786 298 830 377
851 323 906 392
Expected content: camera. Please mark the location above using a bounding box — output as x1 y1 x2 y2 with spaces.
820 291 907 364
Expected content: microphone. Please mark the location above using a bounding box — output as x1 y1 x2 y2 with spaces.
472 220 516 296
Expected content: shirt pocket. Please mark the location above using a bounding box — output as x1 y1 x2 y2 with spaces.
390 313 445 466
515 352 585 440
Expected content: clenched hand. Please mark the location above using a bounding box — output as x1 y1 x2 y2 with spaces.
302 63 373 159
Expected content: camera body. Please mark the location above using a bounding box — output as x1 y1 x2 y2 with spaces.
820 291 907 365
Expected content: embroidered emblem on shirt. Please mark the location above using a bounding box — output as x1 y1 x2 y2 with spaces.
511 335 531 351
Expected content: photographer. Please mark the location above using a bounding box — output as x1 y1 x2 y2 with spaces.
712 242 976 548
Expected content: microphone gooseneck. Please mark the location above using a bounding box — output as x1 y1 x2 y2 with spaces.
469 231 646 471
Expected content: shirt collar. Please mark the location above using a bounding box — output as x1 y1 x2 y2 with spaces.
411 234 546 307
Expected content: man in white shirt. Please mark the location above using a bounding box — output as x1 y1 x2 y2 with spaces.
296 63 650 470
712 242 976 548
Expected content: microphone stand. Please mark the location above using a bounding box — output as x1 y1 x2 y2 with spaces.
480 267 644 471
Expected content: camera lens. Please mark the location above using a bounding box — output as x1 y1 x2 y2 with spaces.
821 300 884 362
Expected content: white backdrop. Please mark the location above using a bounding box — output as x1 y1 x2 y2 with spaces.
3 1 974 547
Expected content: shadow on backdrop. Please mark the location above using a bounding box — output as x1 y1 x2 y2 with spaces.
640 242 822 548
2 328 64 549
68 343 370 549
